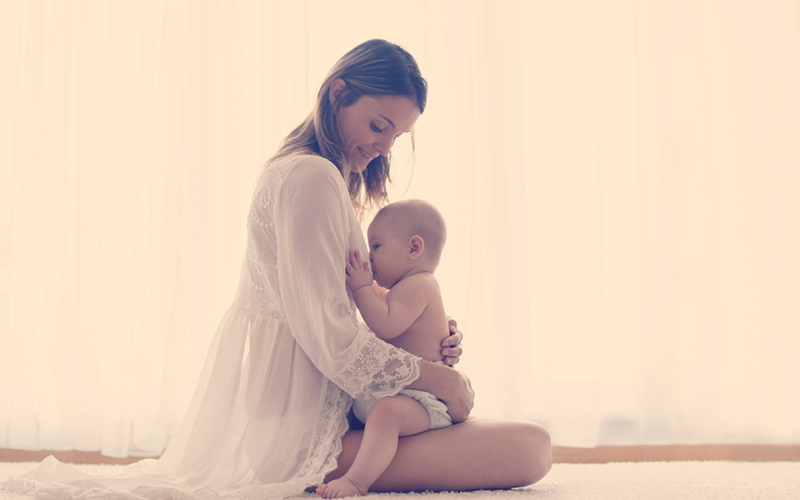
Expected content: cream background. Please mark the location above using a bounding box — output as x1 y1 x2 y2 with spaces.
0 0 798 455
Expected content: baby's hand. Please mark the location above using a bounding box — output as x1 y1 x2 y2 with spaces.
345 250 372 292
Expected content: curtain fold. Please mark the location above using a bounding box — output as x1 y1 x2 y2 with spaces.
1 0 798 455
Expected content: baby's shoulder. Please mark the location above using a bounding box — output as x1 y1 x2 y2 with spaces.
394 272 441 298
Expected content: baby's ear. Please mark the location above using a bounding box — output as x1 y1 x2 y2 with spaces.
408 235 425 260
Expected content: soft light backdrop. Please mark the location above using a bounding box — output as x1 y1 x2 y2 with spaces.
1 0 798 457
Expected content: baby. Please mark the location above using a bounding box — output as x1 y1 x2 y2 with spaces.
317 199 453 498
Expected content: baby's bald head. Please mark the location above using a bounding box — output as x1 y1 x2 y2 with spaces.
373 199 447 264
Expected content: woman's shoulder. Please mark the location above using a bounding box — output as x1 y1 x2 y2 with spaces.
269 154 348 201
270 153 337 176
266 154 340 187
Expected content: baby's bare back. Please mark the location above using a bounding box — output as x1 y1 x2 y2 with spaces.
385 273 450 362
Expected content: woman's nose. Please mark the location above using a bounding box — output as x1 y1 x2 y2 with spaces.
375 135 395 156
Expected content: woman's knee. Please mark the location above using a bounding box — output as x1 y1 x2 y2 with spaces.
516 422 552 486
461 418 552 488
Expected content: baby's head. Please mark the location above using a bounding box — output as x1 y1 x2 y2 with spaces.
367 199 447 288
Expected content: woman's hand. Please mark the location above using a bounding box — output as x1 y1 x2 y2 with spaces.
441 368 474 423
440 317 463 366
407 360 474 423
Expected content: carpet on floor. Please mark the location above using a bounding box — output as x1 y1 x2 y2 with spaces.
1 460 798 499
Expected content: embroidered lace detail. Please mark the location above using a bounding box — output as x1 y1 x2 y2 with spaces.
247 210 273 230
245 243 286 322
245 180 287 322
0 387 352 500
253 284 287 321
332 333 421 401
295 380 351 482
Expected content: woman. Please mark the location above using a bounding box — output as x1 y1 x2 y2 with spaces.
232 37 550 495
2 39 551 499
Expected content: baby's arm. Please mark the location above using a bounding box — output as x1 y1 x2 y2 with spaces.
372 281 390 300
345 250 427 340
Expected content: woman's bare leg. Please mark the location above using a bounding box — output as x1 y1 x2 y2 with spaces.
325 418 552 493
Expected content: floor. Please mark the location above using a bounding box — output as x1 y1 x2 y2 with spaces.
2 444 799 465
2 460 799 500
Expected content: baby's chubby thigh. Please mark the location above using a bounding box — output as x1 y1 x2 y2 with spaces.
367 395 431 437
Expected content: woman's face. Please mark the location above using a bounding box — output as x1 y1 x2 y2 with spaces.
334 89 421 173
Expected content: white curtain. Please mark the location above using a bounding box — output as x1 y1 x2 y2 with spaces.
1 0 798 456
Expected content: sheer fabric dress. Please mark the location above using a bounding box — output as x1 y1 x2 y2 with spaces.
1 155 422 499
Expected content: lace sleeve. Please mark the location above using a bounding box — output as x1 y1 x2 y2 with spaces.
329 332 420 400
273 157 420 400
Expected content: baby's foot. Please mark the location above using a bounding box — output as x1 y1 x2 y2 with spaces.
316 476 365 498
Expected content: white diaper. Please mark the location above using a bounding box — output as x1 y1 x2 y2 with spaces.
352 362 454 431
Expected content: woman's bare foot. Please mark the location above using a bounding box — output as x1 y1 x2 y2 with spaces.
316 476 365 498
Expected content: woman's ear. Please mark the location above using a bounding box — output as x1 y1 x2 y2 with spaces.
328 79 347 107
408 235 425 260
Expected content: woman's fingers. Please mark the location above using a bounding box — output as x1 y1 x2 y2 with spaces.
446 317 464 346
441 319 462 366
442 329 463 348
448 317 458 331
447 371 475 423
441 320 463 367
442 348 462 366
442 346 462 367
442 356 459 366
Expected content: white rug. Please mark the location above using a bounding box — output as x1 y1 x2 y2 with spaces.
1 461 798 499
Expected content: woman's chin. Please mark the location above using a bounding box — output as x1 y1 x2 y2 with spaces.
350 163 368 174
347 154 370 173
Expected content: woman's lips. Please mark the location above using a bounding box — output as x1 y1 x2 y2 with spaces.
358 147 374 160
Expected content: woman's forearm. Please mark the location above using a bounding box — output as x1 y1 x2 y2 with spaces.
405 360 474 423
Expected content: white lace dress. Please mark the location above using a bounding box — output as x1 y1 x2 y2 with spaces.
1 154 422 499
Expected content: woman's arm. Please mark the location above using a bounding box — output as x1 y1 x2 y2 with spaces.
272 157 420 400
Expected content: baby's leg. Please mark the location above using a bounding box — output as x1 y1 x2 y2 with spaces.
317 395 430 498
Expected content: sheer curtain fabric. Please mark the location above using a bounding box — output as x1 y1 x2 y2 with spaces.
1 0 798 456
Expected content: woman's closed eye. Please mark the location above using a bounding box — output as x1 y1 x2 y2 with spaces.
372 122 403 140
